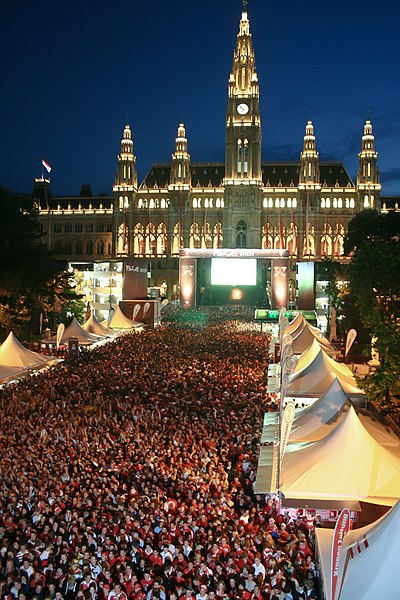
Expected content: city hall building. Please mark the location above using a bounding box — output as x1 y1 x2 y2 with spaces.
33 3 395 319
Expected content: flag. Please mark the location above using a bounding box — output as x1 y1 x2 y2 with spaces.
42 157 52 173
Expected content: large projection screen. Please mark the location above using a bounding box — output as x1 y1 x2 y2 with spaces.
211 258 257 286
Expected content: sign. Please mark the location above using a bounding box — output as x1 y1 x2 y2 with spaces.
56 323 65 350
68 337 80 359
331 508 351 600
345 329 357 357
271 259 288 308
122 259 148 300
274 343 281 363
179 257 196 308
280 400 296 463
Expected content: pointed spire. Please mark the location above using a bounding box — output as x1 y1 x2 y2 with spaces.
228 2 258 98
113 123 137 188
170 123 191 186
299 120 320 187
357 119 381 195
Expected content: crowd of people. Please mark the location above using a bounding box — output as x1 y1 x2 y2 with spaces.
0 313 320 600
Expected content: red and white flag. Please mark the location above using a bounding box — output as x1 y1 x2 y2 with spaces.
42 157 52 173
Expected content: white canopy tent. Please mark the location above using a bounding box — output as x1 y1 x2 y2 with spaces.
316 501 400 600
288 322 336 357
0 332 57 368
286 340 364 400
103 306 144 330
82 312 110 337
279 406 400 507
47 317 102 345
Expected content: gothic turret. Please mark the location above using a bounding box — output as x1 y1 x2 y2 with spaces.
170 123 191 187
112 124 138 256
114 124 137 189
357 120 381 208
225 1 261 183
299 120 320 189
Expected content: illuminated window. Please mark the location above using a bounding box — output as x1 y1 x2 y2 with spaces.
292 197 297 208
338 198 342 208
209 198 213 208
349 198 355 209
280 198 285 208
364 195 370 208
321 198 325 208
150 199 155 209
204 198 209 208
192 198 198 209
124 196 129 209
326 198 331 208
236 221 247 248
216 198 221 208
333 198 337 208
157 223 167 255
190 223 201 249
134 224 145 255
119 195 123 209
213 223 223 248
161 198 166 209
275 198 280 208
221 199 224 208
287 198 292 208
268 198 273 208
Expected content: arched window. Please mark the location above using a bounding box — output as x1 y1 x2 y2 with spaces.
333 224 345 257
76 240 83 255
350 198 355 209
213 223 223 248
86 240 93 255
275 198 280 208
326 198 331 208
303 224 315 256
204 198 209 209
157 223 167 255
338 198 343 209
236 221 247 248
202 222 212 249
321 198 326 208
172 224 180 255
262 223 272 249
268 198 273 208
287 223 298 256
216 198 221 208
96 240 104 256
292 197 297 208
333 198 338 208
149 199 155 209
133 224 145 255
190 223 201 249
280 198 285 208
321 223 333 257
287 198 292 208
145 223 156 255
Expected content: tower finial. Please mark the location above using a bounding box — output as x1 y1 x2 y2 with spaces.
243 0 247 12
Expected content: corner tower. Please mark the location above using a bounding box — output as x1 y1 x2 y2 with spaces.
223 1 262 249
357 119 381 210
112 124 138 255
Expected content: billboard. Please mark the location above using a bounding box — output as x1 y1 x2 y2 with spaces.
122 259 148 300
180 257 196 308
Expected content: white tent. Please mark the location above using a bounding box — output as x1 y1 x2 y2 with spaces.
286 339 364 399
279 406 400 507
104 306 144 330
285 313 324 338
288 322 336 357
316 501 400 600
0 332 57 368
82 312 110 337
0 363 27 384
48 317 101 345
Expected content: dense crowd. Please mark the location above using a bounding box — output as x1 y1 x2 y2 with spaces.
0 315 320 600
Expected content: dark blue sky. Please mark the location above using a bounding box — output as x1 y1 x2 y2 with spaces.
1 0 400 196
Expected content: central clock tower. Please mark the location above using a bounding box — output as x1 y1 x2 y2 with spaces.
224 2 262 248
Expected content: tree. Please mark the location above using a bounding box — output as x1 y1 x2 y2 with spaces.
0 187 83 339
345 210 400 402
318 259 347 341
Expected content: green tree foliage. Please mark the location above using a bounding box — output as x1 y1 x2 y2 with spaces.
345 209 400 401
0 187 83 339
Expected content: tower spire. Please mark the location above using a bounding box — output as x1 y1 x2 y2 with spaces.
243 0 247 13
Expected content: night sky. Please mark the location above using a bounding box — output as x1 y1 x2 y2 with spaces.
1 0 400 196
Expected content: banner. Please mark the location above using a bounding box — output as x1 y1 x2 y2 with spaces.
122 259 148 300
160 299 169 311
132 304 141 322
39 313 43 336
280 400 295 463
331 508 351 600
68 337 80 359
56 323 65 350
345 329 357 357
143 302 150 318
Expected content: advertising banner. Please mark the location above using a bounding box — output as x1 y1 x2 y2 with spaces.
271 259 288 308
56 323 65 350
331 508 351 600
345 329 357 357
280 400 296 463
122 259 148 300
180 257 196 308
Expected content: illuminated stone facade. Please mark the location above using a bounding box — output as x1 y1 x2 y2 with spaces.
34 5 394 309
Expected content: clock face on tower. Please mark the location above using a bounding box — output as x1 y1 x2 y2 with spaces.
237 103 249 115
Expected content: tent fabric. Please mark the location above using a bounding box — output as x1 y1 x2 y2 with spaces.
316 501 400 600
0 363 27 384
106 306 136 330
288 322 336 357
286 340 364 399
46 317 102 345
82 313 110 337
279 406 400 506
0 332 54 367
